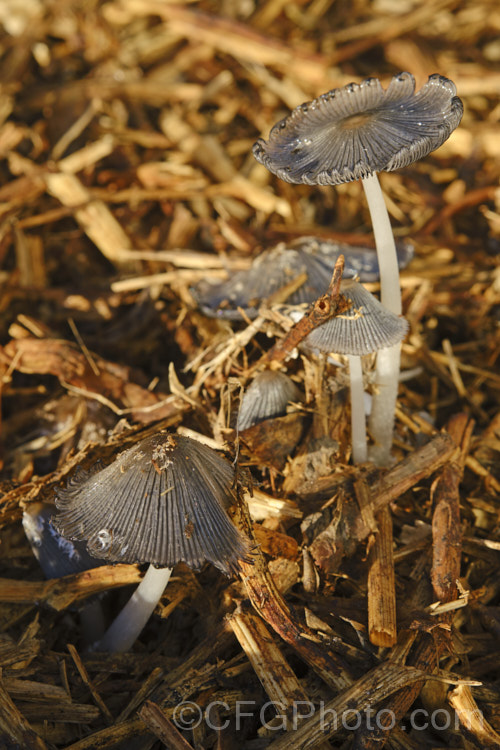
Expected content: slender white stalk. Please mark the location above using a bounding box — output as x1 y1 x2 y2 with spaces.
347 355 367 464
361 173 402 466
366 343 401 466
93 565 173 653
361 174 401 316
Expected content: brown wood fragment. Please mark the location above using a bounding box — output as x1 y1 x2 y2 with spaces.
239 412 306 470
266 662 427 750
229 605 307 713
367 506 397 647
127 2 331 84
353 431 457 540
448 684 500 749
254 255 350 371
0 338 188 424
309 432 457 574
116 667 164 723
353 414 474 748
67 644 114 723
56 718 147 749
235 497 352 692
138 701 193 750
0 565 142 610
44 171 135 268
252 524 299 560
0 675 48 750
431 413 474 610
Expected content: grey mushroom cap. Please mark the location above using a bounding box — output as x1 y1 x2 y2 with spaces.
237 370 302 431
253 72 463 185
54 433 249 576
304 278 409 355
192 237 413 320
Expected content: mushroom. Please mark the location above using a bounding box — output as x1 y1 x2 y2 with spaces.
237 370 302 431
302 278 409 463
192 235 413 321
54 432 249 652
253 72 463 464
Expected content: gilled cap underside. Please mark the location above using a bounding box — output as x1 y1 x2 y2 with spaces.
237 370 301 431
305 280 409 355
253 72 464 185
192 238 414 320
54 434 249 575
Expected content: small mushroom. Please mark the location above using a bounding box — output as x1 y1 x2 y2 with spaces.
302 279 409 463
253 72 463 464
192 236 413 320
304 278 409 356
237 370 302 431
54 432 249 652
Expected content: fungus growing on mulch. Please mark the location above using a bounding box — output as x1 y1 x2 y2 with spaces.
54 432 250 652
237 369 302 431
253 72 463 464
192 235 413 320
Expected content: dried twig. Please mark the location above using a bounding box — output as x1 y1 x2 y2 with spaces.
252 255 350 372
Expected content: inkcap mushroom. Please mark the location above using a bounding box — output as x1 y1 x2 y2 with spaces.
303 278 409 463
54 431 250 652
237 370 302 432
253 72 463 464
192 236 413 321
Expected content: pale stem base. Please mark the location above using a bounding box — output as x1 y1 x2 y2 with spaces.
367 343 401 466
347 354 367 464
361 173 403 466
93 565 173 653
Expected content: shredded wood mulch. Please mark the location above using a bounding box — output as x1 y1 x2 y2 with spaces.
0 1 499 748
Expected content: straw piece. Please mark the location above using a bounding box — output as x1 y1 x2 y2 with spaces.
266 662 427 750
0 565 142 610
44 172 133 268
448 684 500 748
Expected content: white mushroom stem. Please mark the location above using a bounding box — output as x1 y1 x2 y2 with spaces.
93 565 173 653
361 173 402 466
347 355 367 464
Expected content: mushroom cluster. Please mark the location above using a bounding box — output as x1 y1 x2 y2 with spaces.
253 72 463 464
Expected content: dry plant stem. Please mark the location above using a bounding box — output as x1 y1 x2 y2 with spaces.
235 499 352 691
347 354 367 463
353 431 456 540
362 173 402 466
0 564 142 610
367 505 397 647
229 606 308 710
255 255 350 371
93 566 173 653
0 676 48 750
